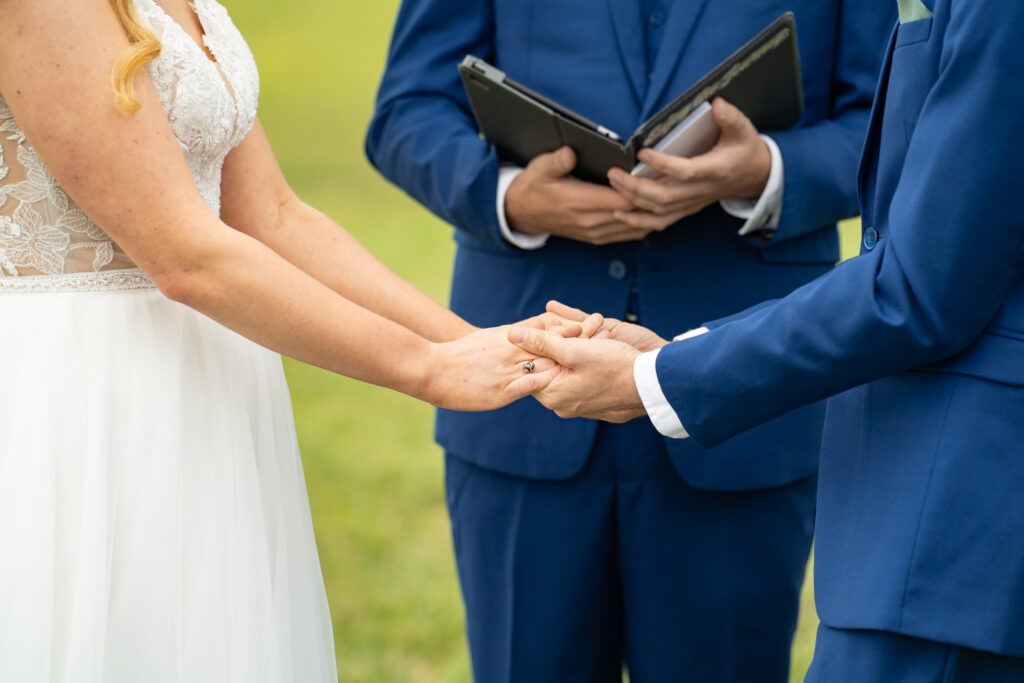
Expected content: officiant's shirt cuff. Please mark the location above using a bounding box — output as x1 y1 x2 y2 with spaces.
634 347 690 439
720 135 784 236
496 165 549 250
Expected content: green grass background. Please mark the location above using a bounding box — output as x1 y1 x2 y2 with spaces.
225 1 860 679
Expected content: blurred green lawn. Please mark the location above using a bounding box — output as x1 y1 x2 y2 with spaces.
226 2 859 679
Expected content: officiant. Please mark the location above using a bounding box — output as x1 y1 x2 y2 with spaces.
366 2 894 680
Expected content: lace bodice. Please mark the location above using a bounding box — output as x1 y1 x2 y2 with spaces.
0 0 258 288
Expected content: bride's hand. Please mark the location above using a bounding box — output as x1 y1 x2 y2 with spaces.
424 322 563 411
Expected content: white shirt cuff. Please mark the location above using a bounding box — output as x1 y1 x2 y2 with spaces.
673 326 710 342
496 165 549 250
720 135 784 236
633 347 690 439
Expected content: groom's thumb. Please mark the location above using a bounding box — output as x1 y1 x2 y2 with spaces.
509 328 573 365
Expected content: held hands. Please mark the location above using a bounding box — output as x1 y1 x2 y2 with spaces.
607 98 770 231
423 313 586 412
506 323 647 422
422 302 661 421
501 300 669 422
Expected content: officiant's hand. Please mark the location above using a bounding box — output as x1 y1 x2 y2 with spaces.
505 327 647 422
543 300 669 353
505 147 651 245
607 98 770 231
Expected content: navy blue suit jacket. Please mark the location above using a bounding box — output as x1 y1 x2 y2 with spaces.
367 0 893 489
654 0 1024 655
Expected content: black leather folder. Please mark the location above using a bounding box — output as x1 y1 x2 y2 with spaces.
459 12 804 185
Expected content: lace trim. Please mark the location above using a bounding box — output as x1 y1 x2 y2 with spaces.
192 0 260 147
0 268 155 293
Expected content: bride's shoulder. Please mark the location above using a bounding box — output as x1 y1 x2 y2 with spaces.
0 1 138 79
0 0 114 32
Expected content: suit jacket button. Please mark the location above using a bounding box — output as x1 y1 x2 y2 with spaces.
863 226 878 251
608 259 628 280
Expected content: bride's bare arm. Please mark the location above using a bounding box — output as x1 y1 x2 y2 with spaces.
220 121 475 343
0 0 555 409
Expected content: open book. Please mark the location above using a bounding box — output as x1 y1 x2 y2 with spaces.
459 12 803 184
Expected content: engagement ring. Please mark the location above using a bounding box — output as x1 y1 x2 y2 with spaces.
522 360 535 373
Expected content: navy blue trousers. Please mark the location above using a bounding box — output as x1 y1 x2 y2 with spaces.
805 625 1024 683
445 418 816 683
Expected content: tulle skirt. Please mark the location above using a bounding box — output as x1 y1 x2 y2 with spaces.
0 285 337 682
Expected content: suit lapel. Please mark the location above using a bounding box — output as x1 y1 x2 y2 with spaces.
857 24 898 222
606 0 648 106
641 0 711 116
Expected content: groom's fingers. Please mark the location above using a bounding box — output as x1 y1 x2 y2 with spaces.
508 327 578 367
546 323 584 339
546 301 605 339
521 313 558 330
580 312 604 338
546 300 589 322
523 312 588 338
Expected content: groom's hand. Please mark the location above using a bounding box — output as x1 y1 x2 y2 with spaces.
545 300 669 352
506 327 647 422
513 310 601 339
528 306 606 340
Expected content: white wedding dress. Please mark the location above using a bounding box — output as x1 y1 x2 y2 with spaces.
0 2 337 681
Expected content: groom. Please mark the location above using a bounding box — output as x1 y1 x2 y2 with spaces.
367 1 893 680
509 0 1024 680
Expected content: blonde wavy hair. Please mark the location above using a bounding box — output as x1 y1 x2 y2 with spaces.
109 0 162 114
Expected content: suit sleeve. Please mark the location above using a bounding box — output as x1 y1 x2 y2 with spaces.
365 0 513 250
764 2 898 244
659 0 1024 448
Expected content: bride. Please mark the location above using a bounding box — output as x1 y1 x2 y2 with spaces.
0 0 564 680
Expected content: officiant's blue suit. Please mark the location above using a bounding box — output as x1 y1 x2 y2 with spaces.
367 1 893 680
651 0 1024 678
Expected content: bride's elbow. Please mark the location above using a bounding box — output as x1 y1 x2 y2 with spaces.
144 225 234 308
146 249 225 309
152 268 212 308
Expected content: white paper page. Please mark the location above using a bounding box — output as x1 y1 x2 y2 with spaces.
630 102 721 179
